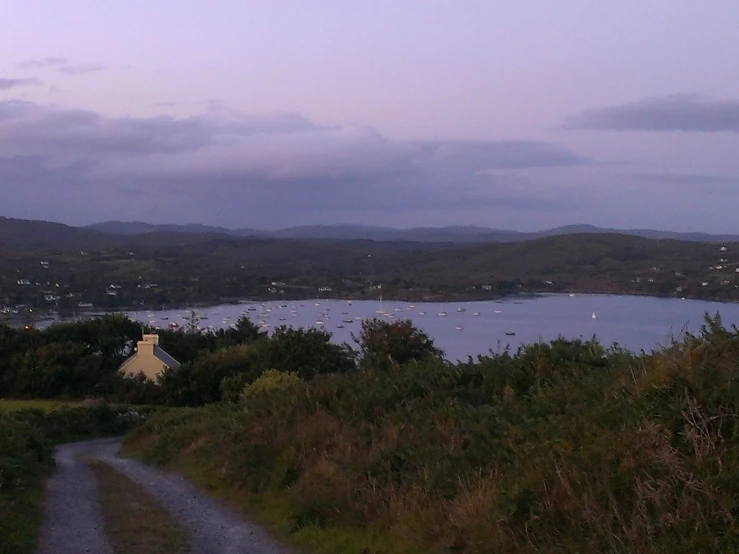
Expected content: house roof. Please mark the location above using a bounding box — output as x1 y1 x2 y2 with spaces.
153 345 181 368
119 344 181 372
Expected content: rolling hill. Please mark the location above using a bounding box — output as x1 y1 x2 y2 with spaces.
86 220 739 244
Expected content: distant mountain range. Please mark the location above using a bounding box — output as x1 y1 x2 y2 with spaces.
86 221 739 244
1 217 738 252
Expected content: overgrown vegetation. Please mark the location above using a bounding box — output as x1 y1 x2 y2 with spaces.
0 413 53 554
124 314 739 553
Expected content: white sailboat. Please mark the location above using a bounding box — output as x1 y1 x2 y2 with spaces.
591 311 597 320
376 294 385 314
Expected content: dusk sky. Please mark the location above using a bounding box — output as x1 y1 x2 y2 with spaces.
2 1 738 232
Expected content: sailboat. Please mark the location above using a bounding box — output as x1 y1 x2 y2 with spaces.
591 311 597 320
376 294 385 314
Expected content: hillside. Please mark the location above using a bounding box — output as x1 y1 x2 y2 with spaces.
87 220 739 244
1 219 738 311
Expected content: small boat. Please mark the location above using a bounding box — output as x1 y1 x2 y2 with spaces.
457 307 466 312
592 312 597 320
168 322 179 329
315 320 325 325
472 312 481 316
455 326 464 331
418 311 426 316
505 331 516 336
336 324 345 329
438 312 448 317
160 316 169 320
343 318 353 323
494 310 502 314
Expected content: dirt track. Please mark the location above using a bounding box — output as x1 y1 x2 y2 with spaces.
37 438 293 554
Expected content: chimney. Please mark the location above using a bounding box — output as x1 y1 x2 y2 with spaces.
137 333 159 355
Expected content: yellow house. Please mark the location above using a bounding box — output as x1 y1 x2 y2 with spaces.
119 333 180 381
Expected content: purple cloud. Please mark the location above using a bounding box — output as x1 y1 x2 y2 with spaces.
59 63 107 75
565 94 739 133
16 57 67 69
0 78 42 90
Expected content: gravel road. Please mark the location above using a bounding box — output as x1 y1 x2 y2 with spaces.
38 438 295 554
37 439 115 554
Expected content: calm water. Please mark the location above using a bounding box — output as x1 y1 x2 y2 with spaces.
113 294 739 361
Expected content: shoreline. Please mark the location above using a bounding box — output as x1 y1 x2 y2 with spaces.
5 290 739 330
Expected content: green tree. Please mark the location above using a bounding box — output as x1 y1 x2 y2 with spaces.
259 326 355 380
354 318 443 371
158 343 262 406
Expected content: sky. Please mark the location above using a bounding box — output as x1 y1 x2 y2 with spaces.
1 0 738 232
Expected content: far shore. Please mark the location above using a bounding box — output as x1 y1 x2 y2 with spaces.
4 289 739 330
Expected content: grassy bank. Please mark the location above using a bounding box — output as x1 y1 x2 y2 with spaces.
0 399 78 412
0 403 154 554
123 316 739 553
0 413 53 554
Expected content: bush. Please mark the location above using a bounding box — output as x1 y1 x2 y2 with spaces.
354 318 444 371
241 369 303 406
0 414 54 554
124 320 739 553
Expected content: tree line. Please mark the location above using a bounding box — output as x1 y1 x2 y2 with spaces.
0 314 442 406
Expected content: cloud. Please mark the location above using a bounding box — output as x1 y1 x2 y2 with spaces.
619 172 739 186
0 100 591 227
0 78 42 90
59 63 107 75
16 57 67 69
16 57 108 75
565 94 739 133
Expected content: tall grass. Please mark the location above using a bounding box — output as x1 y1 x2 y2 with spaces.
0 414 54 554
124 316 739 553
0 399 77 412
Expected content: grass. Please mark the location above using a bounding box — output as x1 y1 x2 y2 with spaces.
0 399 77 412
0 414 54 554
86 460 190 554
0 477 48 554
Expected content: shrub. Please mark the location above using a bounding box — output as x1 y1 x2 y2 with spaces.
0 414 54 554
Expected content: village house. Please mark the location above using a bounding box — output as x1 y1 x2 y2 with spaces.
119 333 180 381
